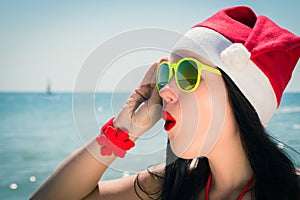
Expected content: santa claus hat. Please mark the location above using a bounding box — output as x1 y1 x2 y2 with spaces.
172 6 300 126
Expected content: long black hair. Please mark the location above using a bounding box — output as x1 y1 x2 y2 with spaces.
135 70 300 199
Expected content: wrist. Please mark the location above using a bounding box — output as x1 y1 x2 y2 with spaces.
112 117 140 142
96 117 135 158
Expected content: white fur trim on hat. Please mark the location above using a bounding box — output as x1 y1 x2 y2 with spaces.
172 27 277 126
220 43 251 71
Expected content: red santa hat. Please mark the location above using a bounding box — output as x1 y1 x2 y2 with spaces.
172 6 300 126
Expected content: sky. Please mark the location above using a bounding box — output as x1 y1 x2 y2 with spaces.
0 0 300 92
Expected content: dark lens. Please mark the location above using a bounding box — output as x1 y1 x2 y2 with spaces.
157 63 170 91
177 60 198 91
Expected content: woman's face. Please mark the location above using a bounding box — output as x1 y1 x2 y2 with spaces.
159 50 237 159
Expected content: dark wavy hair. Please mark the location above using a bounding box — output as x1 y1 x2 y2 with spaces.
134 70 300 200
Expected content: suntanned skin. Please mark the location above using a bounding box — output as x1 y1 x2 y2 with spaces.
31 51 256 200
30 62 163 200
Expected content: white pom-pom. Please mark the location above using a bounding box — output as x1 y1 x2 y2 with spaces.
221 43 251 71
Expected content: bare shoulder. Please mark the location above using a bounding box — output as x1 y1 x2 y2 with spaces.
296 167 300 176
84 164 164 200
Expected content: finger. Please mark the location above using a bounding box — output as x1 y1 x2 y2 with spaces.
134 83 155 100
147 82 162 107
125 83 155 114
159 57 169 63
127 83 158 117
139 62 159 86
145 87 163 125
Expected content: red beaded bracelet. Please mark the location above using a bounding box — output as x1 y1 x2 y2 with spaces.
96 117 135 158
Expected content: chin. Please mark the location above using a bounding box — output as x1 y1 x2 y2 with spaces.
169 142 202 159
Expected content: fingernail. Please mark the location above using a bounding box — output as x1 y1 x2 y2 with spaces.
159 57 168 63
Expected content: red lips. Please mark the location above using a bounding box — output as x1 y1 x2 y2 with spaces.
162 110 176 131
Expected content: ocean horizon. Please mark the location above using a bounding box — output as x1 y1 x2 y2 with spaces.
1 92 299 199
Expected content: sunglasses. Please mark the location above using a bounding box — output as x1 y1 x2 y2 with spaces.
156 57 222 92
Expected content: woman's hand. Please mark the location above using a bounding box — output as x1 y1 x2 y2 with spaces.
113 61 163 140
30 60 165 200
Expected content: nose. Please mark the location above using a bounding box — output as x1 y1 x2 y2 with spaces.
159 78 179 104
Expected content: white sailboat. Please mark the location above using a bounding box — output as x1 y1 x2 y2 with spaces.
46 80 52 95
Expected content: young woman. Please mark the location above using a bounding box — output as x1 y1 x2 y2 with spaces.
31 6 300 200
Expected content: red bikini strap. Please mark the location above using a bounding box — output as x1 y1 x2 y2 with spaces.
205 172 212 200
237 175 254 200
205 172 254 200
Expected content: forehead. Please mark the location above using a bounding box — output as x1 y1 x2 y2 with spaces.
170 50 216 67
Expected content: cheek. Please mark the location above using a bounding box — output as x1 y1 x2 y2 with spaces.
170 81 213 158
170 75 228 159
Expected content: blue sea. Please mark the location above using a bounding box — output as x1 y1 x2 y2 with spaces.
0 92 299 199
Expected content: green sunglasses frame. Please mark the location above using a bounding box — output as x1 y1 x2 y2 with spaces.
156 57 222 92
